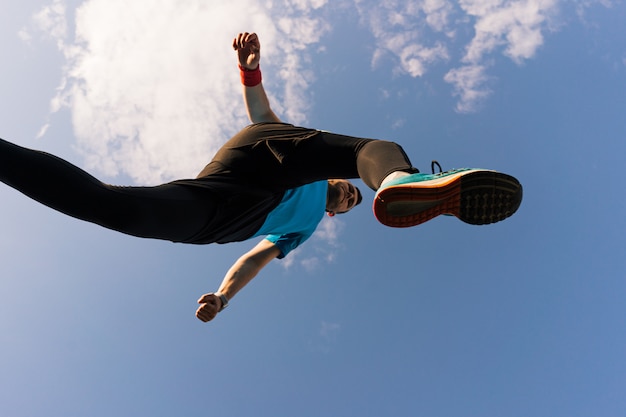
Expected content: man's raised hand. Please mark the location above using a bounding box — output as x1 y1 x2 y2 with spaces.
233 32 261 70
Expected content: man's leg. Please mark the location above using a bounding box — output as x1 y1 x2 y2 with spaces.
283 128 523 228
0 138 216 242
203 123 418 190
200 123 523 227
293 130 418 190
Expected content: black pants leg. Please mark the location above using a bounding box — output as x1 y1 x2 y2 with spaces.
199 123 417 191
298 130 417 189
0 138 216 242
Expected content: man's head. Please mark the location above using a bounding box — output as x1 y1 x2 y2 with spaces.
326 179 362 216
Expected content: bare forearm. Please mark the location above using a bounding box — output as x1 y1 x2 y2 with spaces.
217 257 263 300
243 83 280 123
195 257 264 323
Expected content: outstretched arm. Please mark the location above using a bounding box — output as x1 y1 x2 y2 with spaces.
195 239 281 323
233 32 281 124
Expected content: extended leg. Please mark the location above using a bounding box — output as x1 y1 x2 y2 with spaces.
267 126 523 228
0 138 216 242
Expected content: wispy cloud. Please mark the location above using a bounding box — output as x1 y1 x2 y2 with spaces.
356 0 452 77
460 0 557 65
575 0 616 23
443 0 559 111
280 217 344 271
355 0 559 112
443 64 492 113
31 0 68 47
309 320 341 354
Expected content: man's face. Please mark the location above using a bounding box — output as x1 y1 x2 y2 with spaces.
326 180 361 214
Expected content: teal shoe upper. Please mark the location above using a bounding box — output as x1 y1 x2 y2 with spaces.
380 168 474 188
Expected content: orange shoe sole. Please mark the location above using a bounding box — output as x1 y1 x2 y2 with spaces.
373 170 522 227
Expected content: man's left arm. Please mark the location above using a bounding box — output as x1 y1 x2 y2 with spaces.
195 239 281 323
233 32 282 124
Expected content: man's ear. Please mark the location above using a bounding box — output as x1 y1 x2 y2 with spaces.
326 211 335 217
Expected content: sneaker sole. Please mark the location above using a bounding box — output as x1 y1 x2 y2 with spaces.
373 170 522 227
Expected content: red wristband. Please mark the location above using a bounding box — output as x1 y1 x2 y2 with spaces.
239 64 262 87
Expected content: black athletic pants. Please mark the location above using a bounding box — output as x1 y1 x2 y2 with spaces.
0 123 415 244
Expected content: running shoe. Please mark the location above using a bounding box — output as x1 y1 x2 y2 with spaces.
373 167 522 227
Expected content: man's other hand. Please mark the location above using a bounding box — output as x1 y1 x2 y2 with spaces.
195 293 222 322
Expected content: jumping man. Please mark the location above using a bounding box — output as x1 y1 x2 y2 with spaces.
0 32 522 323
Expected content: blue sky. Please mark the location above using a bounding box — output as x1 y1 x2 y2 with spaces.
1 0 625 416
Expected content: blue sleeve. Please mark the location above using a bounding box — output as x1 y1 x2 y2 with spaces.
265 232 312 259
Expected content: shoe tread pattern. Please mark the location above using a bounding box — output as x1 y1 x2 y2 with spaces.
459 171 522 225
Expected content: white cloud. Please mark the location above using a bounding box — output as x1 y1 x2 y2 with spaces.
36 123 51 140
300 257 322 272
356 0 452 77
18 28 33 44
312 216 344 247
33 0 332 184
279 216 344 271
444 64 492 113
460 0 558 65
279 247 300 270
31 0 613 145
355 0 559 112
287 0 329 11
442 0 558 111
391 118 406 129
32 0 68 47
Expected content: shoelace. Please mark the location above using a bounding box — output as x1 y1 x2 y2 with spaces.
430 160 456 218
429 161 471 178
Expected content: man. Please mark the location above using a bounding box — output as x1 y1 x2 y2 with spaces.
0 32 522 323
